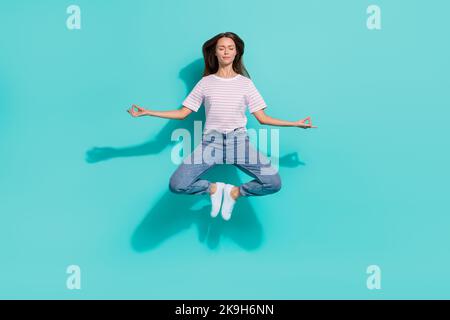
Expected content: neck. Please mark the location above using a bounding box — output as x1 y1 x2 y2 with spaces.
215 65 237 77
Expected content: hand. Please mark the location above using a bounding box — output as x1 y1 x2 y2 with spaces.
296 116 317 129
127 104 148 117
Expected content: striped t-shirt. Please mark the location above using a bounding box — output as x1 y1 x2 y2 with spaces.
182 74 267 134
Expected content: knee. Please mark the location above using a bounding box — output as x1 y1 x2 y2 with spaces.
169 175 186 194
264 173 282 194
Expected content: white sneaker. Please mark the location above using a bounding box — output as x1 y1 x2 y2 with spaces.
210 182 225 218
221 184 237 221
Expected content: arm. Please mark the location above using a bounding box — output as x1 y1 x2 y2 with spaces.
127 104 193 120
252 109 317 128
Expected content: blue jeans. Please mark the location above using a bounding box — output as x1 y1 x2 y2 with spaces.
169 127 282 197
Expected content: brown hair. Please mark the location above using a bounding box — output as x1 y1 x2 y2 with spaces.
201 32 251 79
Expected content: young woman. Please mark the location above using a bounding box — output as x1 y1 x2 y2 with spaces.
127 32 317 221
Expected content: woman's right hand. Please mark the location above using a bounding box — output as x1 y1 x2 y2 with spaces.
127 104 148 117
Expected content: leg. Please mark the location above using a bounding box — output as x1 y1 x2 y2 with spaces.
233 136 282 197
168 139 218 196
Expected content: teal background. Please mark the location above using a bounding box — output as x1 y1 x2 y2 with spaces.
1 0 449 299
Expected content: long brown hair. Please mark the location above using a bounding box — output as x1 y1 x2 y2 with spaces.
201 32 251 79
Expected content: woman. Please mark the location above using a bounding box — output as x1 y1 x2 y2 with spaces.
127 32 317 221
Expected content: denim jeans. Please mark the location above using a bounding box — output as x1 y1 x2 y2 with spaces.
169 127 282 197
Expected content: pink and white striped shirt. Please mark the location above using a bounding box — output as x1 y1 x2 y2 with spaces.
182 74 267 134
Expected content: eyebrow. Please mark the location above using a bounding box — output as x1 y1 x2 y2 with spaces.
217 45 235 47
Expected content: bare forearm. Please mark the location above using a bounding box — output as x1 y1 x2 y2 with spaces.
144 108 185 120
259 114 298 127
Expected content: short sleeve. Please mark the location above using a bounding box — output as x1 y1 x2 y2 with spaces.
182 79 204 112
246 80 267 113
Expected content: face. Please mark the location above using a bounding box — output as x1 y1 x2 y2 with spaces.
215 37 237 66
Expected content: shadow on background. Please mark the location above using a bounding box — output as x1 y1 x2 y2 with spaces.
85 59 306 251
85 60 207 163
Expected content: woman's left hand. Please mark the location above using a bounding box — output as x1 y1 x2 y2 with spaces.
295 116 317 129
